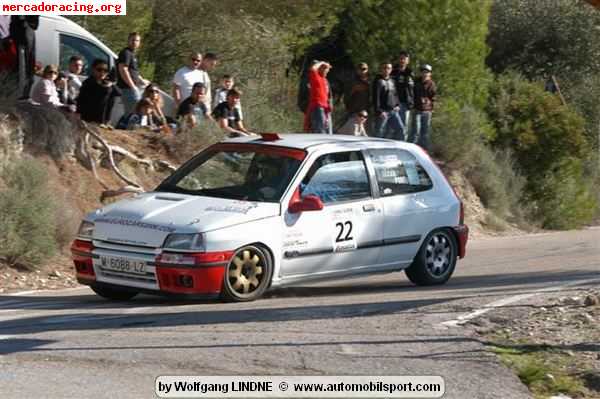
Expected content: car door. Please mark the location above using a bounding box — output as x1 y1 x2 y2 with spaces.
280 150 384 279
367 148 435 266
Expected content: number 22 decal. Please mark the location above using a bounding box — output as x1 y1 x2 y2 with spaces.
335 221 353 242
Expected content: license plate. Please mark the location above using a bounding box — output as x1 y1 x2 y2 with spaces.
99 256 146 275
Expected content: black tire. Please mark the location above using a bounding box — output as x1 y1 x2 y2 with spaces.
405 229 457 286
91 285 138 301
221 245 273 302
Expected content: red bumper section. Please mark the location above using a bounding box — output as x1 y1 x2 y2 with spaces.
70 239 233 295
453 225 469 259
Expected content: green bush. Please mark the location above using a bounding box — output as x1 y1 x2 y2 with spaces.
432 100 527 223
487 73 597 228
0 158 58 267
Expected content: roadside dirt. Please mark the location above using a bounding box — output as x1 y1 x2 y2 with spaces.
468 287 600 398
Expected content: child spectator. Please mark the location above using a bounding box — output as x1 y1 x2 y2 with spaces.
336 111 368 136
177 82 211 128
77 59 121 124
212 88 251 137
213 74 243 119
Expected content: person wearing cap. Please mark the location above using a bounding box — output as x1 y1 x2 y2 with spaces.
391 51 414 138
410 64 437 150
304 60 333 134
343 62 371 119
336 110 368 136
31 64 66 108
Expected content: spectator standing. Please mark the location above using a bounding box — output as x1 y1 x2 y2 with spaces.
10 16 39 98
199 52 218 111
177 82 211 128
410 64 437 150
117 32 149 115
172 52 204 106
213 88 250 137
77 59 121 124
64 55 84 99
391 50 414 138
304 60 332 134
343 62 370 117
372 62 403 139
336 111 368 136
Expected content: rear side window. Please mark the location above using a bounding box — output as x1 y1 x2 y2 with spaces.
369 148 433 196
59 34 111 76
300 151 371 204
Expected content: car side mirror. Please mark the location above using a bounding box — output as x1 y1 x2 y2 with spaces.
289 195 324 214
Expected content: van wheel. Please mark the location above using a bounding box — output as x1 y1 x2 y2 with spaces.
405 229 457 286
221 245 273 302
91 285 138 300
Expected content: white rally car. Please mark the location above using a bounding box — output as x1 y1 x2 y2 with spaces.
71 134 469 302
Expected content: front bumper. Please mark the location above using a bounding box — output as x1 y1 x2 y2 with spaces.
71 239 231 296
453 225 469 258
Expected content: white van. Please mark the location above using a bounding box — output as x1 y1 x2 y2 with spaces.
34 15 175 124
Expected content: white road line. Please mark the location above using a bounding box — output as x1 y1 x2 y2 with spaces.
7 287 86 296
441 278 600 327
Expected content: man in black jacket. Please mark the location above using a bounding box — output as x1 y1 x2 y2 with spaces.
77 59 121 124
410 64 437 150
391 50 414 139
372 62 404 139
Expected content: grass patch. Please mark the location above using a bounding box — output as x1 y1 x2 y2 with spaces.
489 343 588 399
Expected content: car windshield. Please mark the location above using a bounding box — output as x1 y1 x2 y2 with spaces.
156 146 304 203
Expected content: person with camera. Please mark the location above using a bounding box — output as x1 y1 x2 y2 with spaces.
77 59 121 124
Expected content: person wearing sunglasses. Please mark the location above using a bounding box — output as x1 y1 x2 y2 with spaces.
143 83 168 125
31 64 66 108
77 59 121 124
391 50 414 139
336 110 368 136
172 52 204 106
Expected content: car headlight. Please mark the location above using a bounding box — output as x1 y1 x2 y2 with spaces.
77 221 95 238
163 233 205 251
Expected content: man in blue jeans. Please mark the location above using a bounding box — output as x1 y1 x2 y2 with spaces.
410 64 437 151
117 32 149 115
372 62 404 140
391 50 414 140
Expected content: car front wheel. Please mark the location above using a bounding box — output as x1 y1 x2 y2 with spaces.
221 245 273 302
405 229 457 286
91 285 138 300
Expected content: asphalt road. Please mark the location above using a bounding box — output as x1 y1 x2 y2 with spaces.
0 228 598 399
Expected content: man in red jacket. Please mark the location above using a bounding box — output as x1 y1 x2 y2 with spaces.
304 60 332 134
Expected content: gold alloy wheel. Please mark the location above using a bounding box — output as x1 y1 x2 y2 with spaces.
228 248 265 295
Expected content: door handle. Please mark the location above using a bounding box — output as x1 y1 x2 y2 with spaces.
363 204 376 212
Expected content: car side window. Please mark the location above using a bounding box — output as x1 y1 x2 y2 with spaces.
369 149 433 196
59 34 111 76
300 151 371 204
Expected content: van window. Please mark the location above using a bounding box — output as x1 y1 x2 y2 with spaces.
59 34 110 76
369 148 433 196
300 151 371 204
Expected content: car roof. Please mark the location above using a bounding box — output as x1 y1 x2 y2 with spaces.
225 134 419 152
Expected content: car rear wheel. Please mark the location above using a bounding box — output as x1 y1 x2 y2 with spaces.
405 229 457 286
221 245 273 302
91 285 138 300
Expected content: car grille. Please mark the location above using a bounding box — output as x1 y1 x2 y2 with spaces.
92 240 161 290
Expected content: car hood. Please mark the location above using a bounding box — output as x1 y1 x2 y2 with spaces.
89 192 280 247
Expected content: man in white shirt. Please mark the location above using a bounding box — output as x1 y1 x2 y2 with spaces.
172 52 204 106
65 55 84 100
